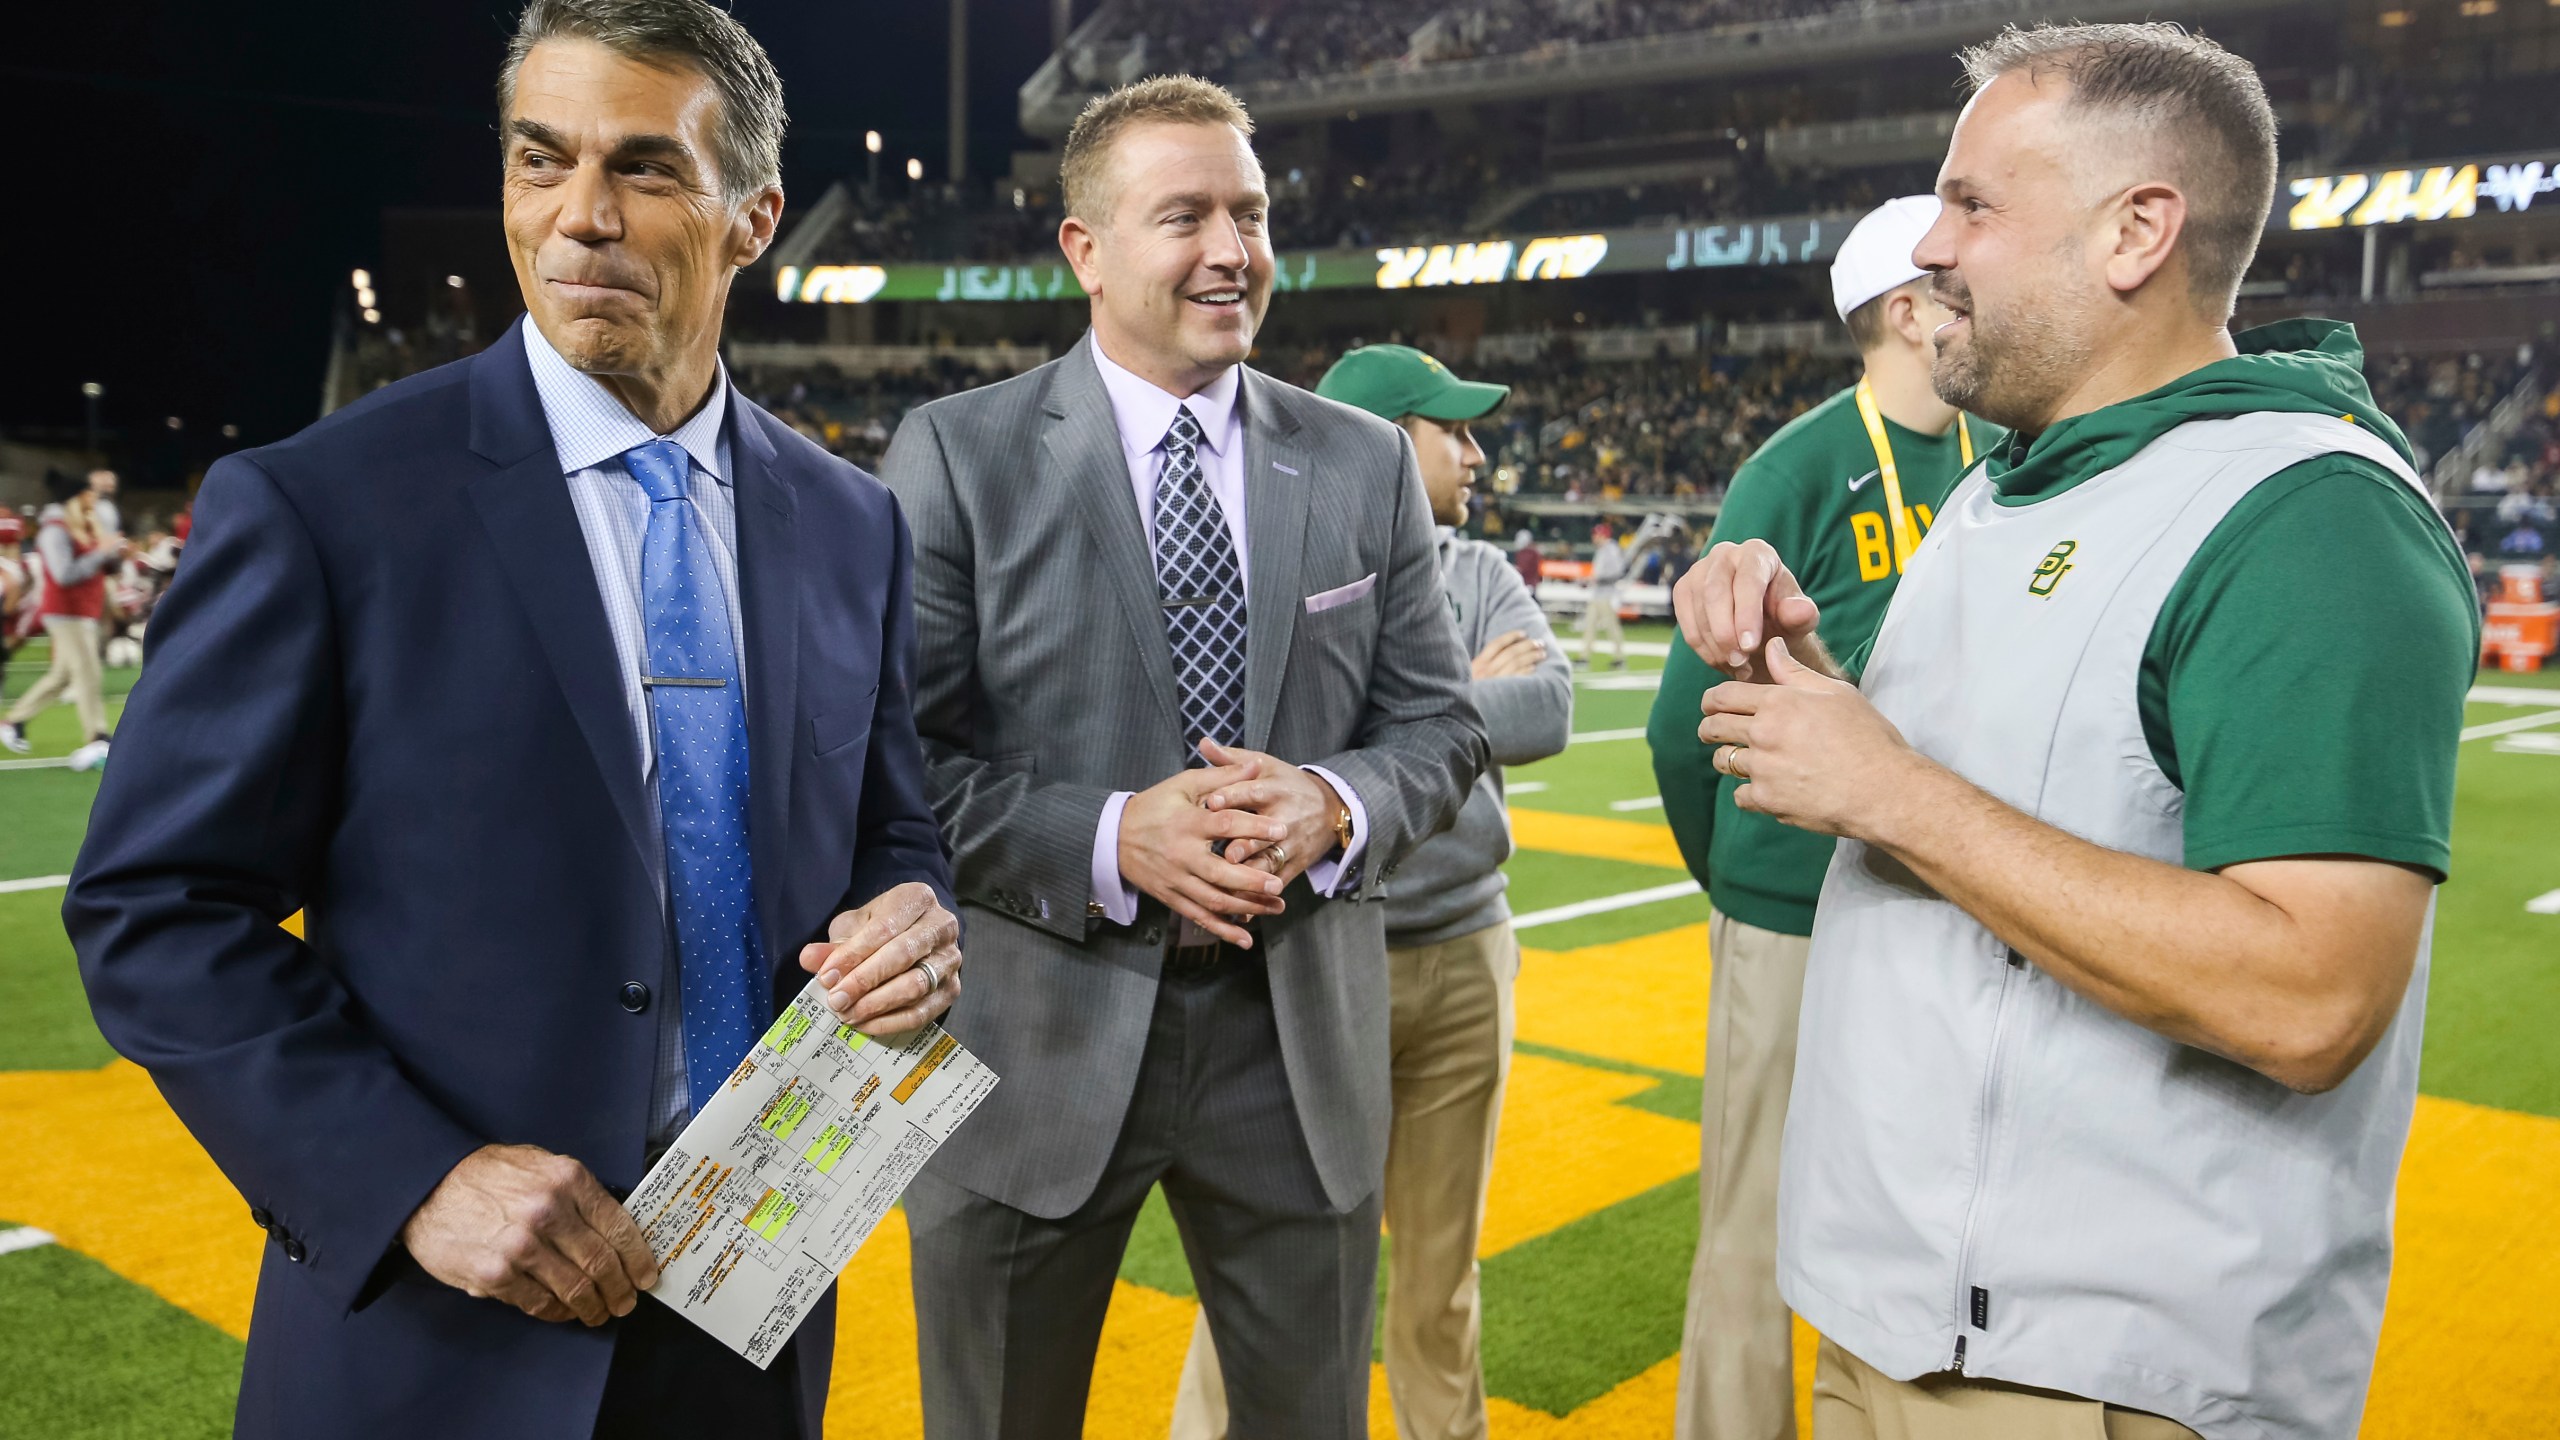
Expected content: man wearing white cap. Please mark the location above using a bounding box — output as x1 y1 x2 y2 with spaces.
1648 194 1999 1440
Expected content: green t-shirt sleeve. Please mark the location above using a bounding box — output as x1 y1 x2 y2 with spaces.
2141 455 2481 879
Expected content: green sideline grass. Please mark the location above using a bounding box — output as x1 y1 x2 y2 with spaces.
0 1232 240 1440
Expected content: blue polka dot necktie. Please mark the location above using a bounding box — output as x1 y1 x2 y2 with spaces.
622 439 768 1104
1151 408 1247 765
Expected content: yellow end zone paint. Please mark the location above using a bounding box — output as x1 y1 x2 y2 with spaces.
1479 1052 1701 1256
6 1011 2558 1434
1507 807 1690 871
1517 923 1716 1077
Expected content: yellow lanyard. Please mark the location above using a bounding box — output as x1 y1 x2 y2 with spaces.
1855 377 1972 574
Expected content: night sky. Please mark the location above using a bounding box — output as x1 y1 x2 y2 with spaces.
4 0 1061 460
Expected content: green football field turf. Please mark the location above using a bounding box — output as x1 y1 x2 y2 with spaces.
3 628 2556 1437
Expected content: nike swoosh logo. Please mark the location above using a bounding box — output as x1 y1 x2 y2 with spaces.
1847 469 1880 493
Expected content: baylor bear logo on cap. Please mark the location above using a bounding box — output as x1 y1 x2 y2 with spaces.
2029 540 2078 598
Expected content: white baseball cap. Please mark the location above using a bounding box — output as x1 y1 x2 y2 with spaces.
1831 194 1943 322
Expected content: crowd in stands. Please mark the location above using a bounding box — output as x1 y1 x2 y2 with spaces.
2328 72 2560 173
2369 346 2532 478
338 308 487 408
740 338 1853 556
807 149 1937 268
1070 0 1918 94
1465 346 1852 500
738 359 1020 473
327 310 2549 585
2443 362 2559 580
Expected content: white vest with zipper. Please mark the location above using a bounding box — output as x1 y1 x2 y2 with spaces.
1777 411 2438 1440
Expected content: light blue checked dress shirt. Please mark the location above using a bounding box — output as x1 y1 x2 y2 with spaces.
522 322 746 1152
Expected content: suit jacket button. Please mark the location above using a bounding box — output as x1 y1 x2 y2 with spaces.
620 981 651 1013
1142 926 1162 945
249 1207 273 1230
282 1238 307 1263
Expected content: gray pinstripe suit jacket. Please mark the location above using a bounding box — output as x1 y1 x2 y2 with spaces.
881 333 1487 1218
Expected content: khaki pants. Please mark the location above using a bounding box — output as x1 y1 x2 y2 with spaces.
1675 908 1810 1440
1172 922 1518 1440
6 615 107 739
1580 585 1624 664
1813 1337 2201 1440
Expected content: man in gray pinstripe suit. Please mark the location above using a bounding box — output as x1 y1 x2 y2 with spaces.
880 75 1486 1440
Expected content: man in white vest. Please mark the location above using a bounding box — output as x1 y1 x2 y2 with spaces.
1673 22 2478 1440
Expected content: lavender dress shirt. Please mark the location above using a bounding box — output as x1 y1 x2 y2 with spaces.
1084 339 1370 926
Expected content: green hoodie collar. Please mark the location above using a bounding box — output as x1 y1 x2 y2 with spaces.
1983 319 2414 506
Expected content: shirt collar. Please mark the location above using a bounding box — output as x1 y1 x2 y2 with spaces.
522 320 732 485
1089 333 1241 459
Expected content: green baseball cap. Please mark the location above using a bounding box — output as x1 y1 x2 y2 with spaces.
1314 344 1509 423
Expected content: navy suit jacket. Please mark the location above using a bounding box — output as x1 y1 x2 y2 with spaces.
65 321 952 1439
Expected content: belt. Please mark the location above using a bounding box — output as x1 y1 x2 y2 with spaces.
1164 921 1257 977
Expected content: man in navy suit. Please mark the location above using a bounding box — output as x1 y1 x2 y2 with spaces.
64 3 958 1436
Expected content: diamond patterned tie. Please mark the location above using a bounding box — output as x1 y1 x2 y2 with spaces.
1151 407 1247 766
621 439 769 1105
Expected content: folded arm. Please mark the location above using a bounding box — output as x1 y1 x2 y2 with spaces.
1470 553 1573 766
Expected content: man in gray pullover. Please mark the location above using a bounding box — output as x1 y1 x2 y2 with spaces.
1173 344 1573 1440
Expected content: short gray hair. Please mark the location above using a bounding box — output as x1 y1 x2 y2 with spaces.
1959 22 2276 320
500 0 787 203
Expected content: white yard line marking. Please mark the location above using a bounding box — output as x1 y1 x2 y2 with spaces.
0 875 71 896
2460 710 2560 743
2468 685 2560 706
0 756 73 771
1506 781 1550 795
1569 727 1650 745
1608 795 1666 811
1512 879 1703 932
0 1227 58 1258
1577 672 1664 691
2496 733 2560 756
2527 889 2560 916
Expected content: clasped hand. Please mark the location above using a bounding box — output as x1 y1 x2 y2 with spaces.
1118 739 1346 948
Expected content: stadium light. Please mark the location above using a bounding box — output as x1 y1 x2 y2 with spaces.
81 381 103 399
363 307 382 324
221 424 240 439
165 416 184 431
866 130 883 154
352 268 372 289
907 157 924 181
357 286 377 309
445 274 465 288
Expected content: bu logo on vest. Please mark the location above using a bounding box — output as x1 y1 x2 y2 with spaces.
2029 540 2078 597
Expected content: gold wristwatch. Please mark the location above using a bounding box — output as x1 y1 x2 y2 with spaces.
1330 797 1355 856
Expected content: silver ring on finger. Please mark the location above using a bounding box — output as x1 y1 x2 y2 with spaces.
1269 842 1289 868
914 956 942 994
